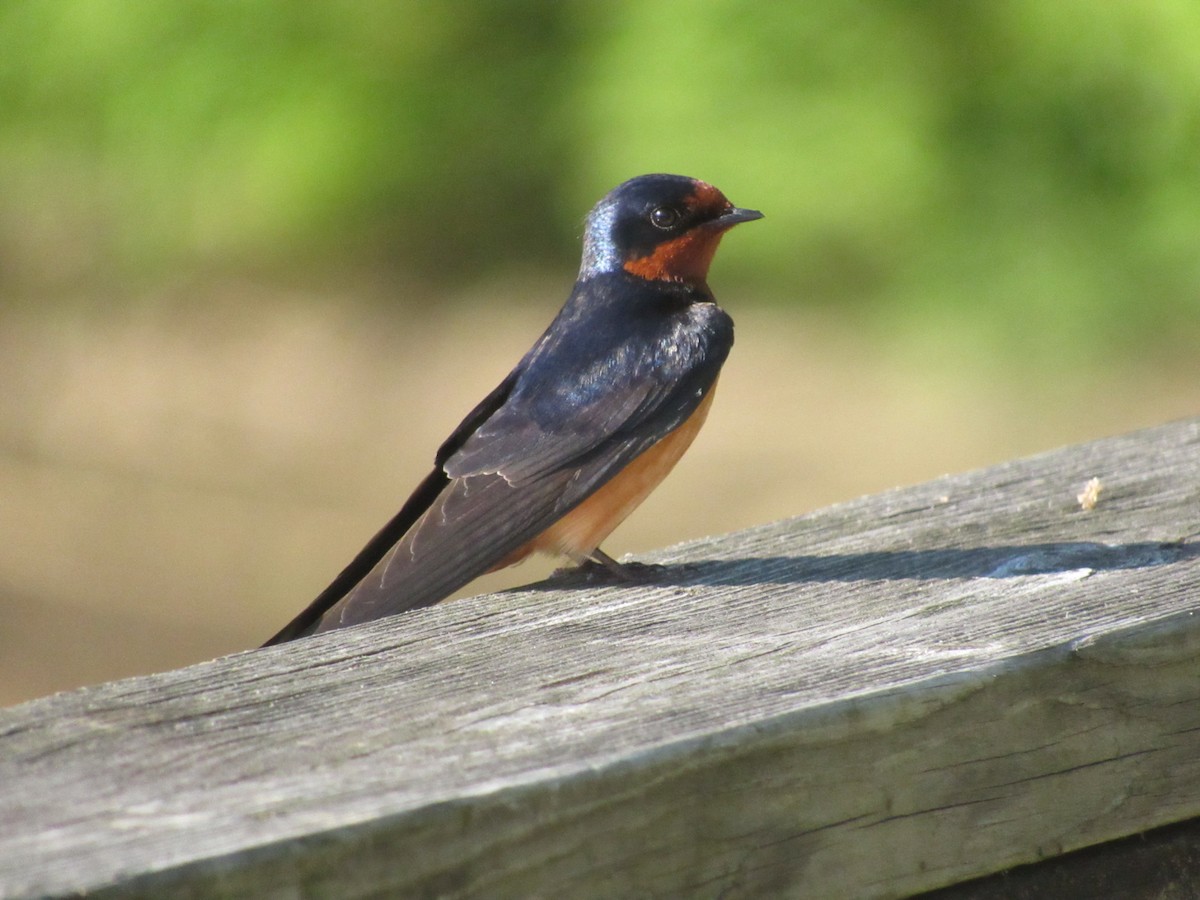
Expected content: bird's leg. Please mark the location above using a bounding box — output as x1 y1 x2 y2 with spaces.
552 547 667 583
552 547 633 581
587 547 638 581
585 548 669 582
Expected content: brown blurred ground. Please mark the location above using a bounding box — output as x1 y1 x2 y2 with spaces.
1 284 1197 708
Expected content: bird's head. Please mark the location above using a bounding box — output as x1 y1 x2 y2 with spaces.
579 174 763 285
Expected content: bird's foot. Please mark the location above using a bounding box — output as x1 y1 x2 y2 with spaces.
552 549 667 584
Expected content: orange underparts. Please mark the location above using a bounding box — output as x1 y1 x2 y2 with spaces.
489 381 719 571
623 229 727 283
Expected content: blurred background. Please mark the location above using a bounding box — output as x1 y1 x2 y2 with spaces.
2 1 1198 707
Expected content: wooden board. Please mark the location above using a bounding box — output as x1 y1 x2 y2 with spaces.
1 418 1199 899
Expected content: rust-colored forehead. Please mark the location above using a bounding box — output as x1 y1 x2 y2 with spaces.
684 180 731 215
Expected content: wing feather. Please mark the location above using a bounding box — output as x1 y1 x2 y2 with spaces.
310 433 653 632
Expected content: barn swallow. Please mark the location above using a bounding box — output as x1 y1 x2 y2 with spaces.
264 174 761 644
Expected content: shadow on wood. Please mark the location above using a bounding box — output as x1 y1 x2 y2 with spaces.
551 540 1200 587
923 816 1200 900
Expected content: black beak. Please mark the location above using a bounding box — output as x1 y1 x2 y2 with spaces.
714 205 764 228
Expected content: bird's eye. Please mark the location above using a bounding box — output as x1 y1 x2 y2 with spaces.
649 206 680 229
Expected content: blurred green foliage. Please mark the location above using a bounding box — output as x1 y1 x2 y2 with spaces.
2 1 1198 359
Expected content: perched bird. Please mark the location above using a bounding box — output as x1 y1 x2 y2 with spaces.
264 174 761 644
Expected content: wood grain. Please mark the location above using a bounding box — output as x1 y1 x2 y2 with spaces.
1 418 1198 899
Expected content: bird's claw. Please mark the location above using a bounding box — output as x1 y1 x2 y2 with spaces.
552 555 667 584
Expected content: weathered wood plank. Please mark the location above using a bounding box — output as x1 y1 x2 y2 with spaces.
1 418 1198 899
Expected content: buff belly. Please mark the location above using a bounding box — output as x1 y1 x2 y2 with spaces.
491 382 718 569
